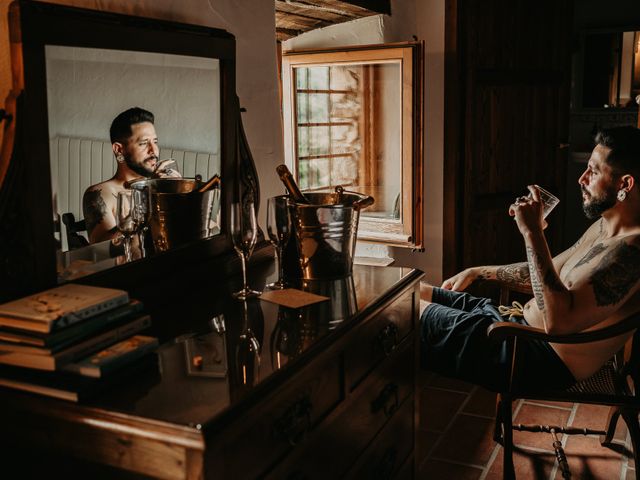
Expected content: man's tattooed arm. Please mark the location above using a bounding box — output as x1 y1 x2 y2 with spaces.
82 189 107 235
526 247 546 311
496 262 531 290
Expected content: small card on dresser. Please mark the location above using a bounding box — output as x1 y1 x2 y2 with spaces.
259 288 329 309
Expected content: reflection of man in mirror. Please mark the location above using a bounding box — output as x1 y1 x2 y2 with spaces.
82 107 181 243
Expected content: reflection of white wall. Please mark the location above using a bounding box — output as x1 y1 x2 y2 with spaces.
46 46 220 154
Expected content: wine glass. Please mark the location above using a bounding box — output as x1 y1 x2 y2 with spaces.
116 190 137 262
235 300 261 387
266 196 291 289
132 188 151 257
231 201 261 299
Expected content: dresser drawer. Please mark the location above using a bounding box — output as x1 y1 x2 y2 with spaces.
344 395 414 480
265 340 414 480
345 288 415 390
219 357 342 479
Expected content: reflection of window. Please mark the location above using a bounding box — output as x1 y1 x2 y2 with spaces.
282 43 423 247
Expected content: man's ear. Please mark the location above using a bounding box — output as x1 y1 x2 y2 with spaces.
112 142 124 158
621 174 635 192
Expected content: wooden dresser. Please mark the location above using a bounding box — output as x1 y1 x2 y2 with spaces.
0 264 424 479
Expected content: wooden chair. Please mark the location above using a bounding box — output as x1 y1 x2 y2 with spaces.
488 292 640 479
61 212 88 250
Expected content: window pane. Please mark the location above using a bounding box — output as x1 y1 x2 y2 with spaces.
295 68 307 90
305 125 330 156
307 93 329 123
296 93 309 123
307 66 329 90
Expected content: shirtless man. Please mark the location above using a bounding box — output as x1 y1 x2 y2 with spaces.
82 107 181 243
420 126 640 392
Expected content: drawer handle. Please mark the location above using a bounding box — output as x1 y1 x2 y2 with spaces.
374 446 398 479
273 395 312 446
371 383 399 418
376 322 399 356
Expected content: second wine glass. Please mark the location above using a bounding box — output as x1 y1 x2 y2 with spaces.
116 190 137 262
230 201 261 299
266 196 291 290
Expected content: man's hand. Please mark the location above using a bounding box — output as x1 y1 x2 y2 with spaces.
441 267 479 291
509 185 546 236
153 159 182 178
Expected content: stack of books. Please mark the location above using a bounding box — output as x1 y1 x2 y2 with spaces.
0 284 159 401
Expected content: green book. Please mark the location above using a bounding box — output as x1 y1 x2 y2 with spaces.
0 315 151 371
0 299 144 349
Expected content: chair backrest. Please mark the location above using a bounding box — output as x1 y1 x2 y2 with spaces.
62 212 88 250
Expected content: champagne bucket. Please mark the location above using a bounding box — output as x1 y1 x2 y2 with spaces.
289 188 374 280
129 178 221 252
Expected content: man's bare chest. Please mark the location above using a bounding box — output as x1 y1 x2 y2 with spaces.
559 238 612 287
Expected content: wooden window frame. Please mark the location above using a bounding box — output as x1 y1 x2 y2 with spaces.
282 42 424 248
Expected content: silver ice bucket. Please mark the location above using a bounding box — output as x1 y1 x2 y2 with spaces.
129 177 221 252
290 187 374 280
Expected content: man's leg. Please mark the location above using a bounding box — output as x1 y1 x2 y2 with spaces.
420 299 507 392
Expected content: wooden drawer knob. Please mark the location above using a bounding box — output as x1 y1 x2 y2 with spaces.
272 395 313 446
371 382 399 418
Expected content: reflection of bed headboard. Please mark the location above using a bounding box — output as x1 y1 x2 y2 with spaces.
49 136 220 221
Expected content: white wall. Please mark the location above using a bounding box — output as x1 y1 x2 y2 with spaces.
284 0 446 284
0 0 284 227
46 46 220 154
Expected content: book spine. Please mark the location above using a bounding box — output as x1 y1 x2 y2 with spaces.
52 294 130 331
55 315 152 365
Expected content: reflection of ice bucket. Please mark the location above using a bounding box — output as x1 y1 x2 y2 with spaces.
303 275 358 327
289 188 373 280
129 177 221 252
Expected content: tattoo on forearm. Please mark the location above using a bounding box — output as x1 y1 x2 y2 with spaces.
83 190 107 234
526 247 545 311
574 243 607 269
496 262 531 287
590 241 640 306
477 268 492 280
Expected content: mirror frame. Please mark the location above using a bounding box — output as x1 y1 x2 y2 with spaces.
0 0 246 301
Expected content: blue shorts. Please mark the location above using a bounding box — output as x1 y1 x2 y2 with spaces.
420 288 575 393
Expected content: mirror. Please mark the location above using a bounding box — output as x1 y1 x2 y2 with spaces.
578 30 640 109
47 45 222 280
0 0 244 299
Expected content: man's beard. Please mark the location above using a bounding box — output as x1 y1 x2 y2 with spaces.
582 185 617 219
125 155 156 178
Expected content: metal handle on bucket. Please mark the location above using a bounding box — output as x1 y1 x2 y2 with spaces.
334 186 374 211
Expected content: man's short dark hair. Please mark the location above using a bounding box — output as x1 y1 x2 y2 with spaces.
595 126 640 179
110 107 154 144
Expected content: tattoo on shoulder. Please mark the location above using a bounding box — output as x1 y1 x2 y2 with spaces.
569 236 583 252
589 241 640 306
496 262 530 286
83 189 107 233
574 243 607 268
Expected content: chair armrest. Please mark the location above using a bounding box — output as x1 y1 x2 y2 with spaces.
487 313 640 344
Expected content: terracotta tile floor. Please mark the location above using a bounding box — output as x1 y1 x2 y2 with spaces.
417 372 636 479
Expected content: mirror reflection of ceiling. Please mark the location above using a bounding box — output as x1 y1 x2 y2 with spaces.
275 0 390 41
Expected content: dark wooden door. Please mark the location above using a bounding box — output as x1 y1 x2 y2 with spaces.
444 0 573 277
